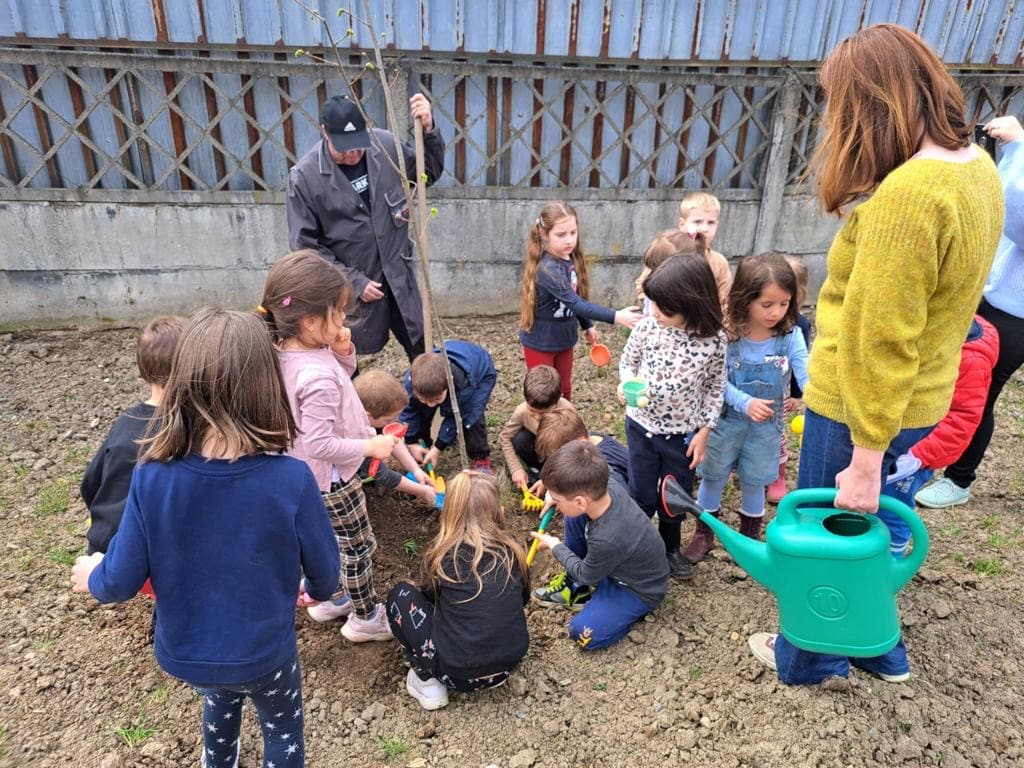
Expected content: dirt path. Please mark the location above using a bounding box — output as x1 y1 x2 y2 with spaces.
1 318 1022 768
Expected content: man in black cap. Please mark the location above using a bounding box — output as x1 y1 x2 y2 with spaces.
286 93 445 359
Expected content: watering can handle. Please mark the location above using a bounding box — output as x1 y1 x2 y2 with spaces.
776 488 929 590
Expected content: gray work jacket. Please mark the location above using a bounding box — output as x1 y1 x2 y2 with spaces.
286 126 445 353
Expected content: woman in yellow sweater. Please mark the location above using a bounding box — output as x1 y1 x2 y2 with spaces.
748 25 1003 685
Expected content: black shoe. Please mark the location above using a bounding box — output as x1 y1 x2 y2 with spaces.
666 549 694 580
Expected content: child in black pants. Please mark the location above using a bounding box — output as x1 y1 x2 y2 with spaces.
387 471 529 710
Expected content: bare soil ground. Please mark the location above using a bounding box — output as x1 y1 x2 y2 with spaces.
1 317 1022 768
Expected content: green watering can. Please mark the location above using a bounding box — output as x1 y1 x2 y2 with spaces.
661 477 929 657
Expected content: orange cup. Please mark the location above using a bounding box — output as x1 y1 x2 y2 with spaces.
589 343 611 367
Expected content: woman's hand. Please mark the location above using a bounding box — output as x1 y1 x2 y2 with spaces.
686 427 710 469
834 446 884 513
746 398 775 422
985 116 1024 144
614 307 643 329
71 552 103 594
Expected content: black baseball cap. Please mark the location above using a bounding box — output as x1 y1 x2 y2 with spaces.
321 96 370 151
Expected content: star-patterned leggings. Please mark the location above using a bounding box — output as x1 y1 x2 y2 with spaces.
387 581 514 692
196 650 304 768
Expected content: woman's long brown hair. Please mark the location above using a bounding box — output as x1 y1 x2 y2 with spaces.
420 471 529 602
141 309 297 462
811 24 971 214
520 202 590 332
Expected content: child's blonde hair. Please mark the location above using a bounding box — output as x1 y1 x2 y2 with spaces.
520 202 589 333
783 254 809 308
678 192 721 220
420 471 528 601
142 309 297 462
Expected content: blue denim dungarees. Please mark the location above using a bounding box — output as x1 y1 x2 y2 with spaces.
701 334 790 485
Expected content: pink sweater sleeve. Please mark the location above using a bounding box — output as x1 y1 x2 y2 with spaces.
294 370 367 481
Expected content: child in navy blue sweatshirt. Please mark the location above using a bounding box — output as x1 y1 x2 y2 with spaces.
401 340 498 473
72 309 339 768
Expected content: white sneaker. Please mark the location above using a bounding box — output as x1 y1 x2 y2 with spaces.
748 632 778 671
306 595 353 622
406 668 448 710
914 477 971 509
341 604 393 643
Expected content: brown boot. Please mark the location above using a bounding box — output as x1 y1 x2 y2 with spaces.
683 513 717 564
738 513 763 540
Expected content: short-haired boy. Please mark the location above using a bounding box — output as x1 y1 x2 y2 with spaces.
401 340 497 472
530 441 669 651
498 365 577 489
532 408 632 610
678 191 732 308
352 369 438 507
81 315 186 555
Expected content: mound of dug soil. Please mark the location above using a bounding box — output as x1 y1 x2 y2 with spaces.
1 317 1022 767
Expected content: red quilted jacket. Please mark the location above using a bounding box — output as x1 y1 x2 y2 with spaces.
910 315 1000 469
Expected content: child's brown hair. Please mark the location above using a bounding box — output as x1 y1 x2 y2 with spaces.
541 440 608 501
535 408 588 463
142 309 296 462
643 229 706 271
420 471 528 601
353 369 409 419
523 365 561 410
136 315 187 386
410 352 448 401
520 202 589 333
783 254 809 308
726 253 800 340
259 250 351 343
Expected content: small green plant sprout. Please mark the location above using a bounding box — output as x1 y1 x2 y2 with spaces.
402 538 421 557
987 531 1009 549
34 478 71 517
688 666 703 682
971 557 1006 577
45 546 78 566
980 513 1000 530
149 683 171 704
377 736 409 761
111 712 159 749
593 681 608 691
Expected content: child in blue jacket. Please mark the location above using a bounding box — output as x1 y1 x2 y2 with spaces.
401 340 498 472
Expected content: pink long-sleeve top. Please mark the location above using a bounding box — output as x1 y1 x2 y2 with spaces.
278 346 374 491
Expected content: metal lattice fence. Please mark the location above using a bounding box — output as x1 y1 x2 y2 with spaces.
2 46 1024 200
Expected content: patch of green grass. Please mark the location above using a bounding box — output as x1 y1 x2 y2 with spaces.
987 531 1010 549
971 556 1006 576
485 413 503 429
149 683 171 704
402 538 421 557
688 666 703 682
1011 473 1024 497
31 635 54 653
593 681 608 691
111 717 159 749
377 736 409 761
44 545 78 566
34 478 71 517
898 721 912 734
938 524 964 538
16 554 34 572
951 552 965 564
980 513 1000 530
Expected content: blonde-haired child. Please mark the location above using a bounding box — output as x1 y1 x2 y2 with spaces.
387 471 530 710
520 201 642 399
678 192 732 308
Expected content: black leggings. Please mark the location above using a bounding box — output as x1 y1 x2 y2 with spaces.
945 300 1024 488
386 582 514 692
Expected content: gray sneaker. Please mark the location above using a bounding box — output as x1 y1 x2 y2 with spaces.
915 477 971 509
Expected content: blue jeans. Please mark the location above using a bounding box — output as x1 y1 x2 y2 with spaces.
774 409 932 685
569 577 652 651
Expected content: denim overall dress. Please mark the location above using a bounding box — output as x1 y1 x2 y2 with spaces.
701 335 790 486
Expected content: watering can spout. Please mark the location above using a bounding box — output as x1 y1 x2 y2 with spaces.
660 476 776 590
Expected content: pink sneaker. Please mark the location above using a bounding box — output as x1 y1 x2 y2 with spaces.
341 604 393 643
766 464 788 503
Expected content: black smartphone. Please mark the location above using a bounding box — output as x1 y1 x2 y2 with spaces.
974 123 998 160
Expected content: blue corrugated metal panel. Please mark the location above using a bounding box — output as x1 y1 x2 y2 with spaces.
1 1 1021 65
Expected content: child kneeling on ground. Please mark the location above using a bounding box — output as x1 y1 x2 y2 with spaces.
387 471 530 710
530 441 669 651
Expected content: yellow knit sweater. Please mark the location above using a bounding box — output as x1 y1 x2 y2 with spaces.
804 152 1003 451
